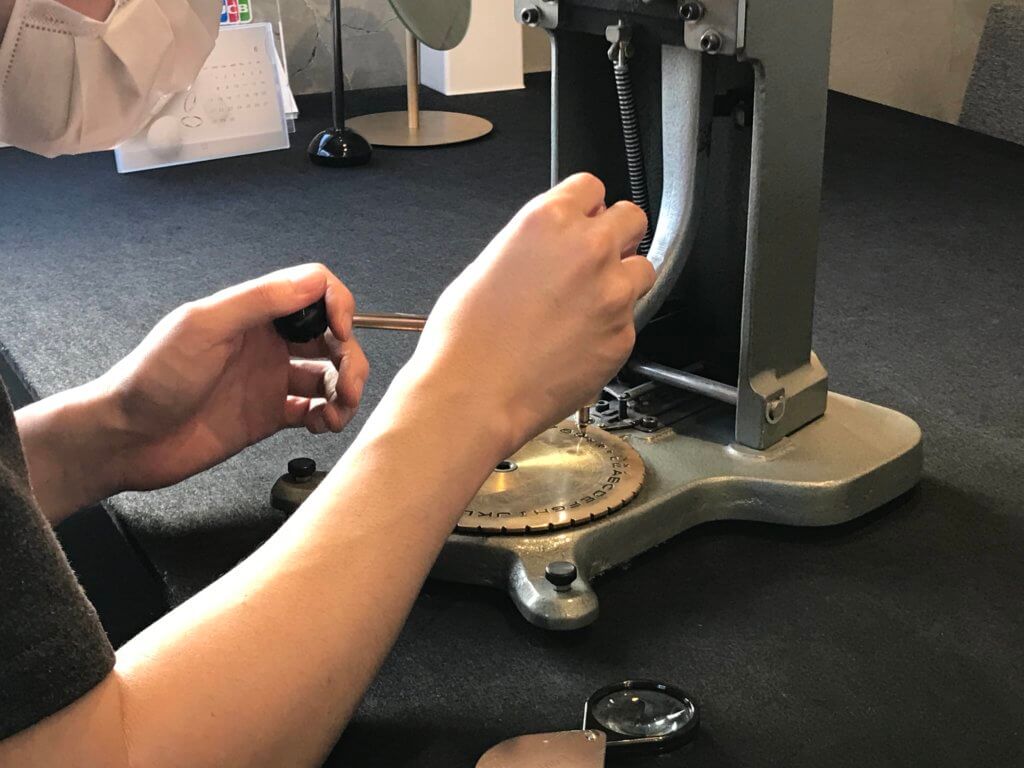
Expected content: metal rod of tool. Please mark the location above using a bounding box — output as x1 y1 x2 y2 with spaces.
352 312 427 331
628 360 739 406
575 406 592 437
573 19 656 439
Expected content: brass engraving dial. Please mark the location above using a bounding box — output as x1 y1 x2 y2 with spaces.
458 421 645 535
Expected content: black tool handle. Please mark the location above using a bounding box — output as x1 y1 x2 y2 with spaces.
274 297 329 343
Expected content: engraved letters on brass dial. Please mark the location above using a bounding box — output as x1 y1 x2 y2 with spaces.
459 421 645 535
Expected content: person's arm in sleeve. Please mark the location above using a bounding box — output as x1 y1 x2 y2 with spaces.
0 174 654 767
17 264 369 526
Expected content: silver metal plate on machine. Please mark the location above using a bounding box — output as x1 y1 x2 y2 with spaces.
683 0 746 56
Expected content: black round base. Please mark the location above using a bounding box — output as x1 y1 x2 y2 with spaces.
307 126 372 167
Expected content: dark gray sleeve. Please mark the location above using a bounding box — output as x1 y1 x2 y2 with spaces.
0 382 115 740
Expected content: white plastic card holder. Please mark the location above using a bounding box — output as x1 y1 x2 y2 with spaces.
114 23 289 173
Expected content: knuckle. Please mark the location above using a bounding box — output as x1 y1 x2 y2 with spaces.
580 228 607 259
299 261 328 275
525 195 572 229
330 275 355 306
569 171 605 199
614 325 637 358
627 200 648 226
250 281 287 317
341 284 356 308
616 201 648 239
518 197 549 226
171 300 205 329
600 277 634 312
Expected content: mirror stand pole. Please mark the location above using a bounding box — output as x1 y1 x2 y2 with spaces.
406 29 421 131
306 0 373 167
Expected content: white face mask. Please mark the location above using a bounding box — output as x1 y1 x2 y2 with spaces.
0 0 219 157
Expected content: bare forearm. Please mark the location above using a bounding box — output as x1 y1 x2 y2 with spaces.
15 382 127 524
122 373 502 765
2 369 506 767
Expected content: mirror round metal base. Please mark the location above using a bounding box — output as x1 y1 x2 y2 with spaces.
345 110 492 147
307 126 373 167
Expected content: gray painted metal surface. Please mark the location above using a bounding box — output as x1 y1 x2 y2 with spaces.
432 394 921 629
274 0 924 630
734 0 833 449
274 394 922 629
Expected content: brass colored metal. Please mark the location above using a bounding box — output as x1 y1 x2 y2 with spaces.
459 420 645 535
405 29 420 130
353 312 427 331
346 110 492 147
345 27 493 147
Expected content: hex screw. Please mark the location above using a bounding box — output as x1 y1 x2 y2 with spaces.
520 6 540 25
679 1 704 22
700 30 723 54
765 395 786 425
640 416 659 429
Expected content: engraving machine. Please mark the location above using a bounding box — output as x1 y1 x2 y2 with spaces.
273 0 923 629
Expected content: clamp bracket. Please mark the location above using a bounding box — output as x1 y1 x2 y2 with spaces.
515 0 559 30
682 0 746 56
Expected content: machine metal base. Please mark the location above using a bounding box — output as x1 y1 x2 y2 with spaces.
273 392 921 630
345 111 492 147
432 392 921 629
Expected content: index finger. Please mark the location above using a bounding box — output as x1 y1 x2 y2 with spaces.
196 263 356 342
548 172 607 215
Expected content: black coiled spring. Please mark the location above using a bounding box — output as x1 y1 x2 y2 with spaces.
613 60 653 255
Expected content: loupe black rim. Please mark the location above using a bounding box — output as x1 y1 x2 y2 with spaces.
583 679 699 756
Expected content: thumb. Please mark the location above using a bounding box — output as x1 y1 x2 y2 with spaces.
195 264 329 338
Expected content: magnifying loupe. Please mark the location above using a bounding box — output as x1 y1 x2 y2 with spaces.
476 680 698 767
583 680 699 756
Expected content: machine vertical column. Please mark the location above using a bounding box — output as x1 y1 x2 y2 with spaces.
734 0 834 449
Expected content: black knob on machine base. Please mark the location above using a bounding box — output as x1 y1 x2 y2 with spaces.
288 457 317 482
545 561 578 591
271 458 327 514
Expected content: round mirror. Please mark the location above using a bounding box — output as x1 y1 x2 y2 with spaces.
388 0 471 51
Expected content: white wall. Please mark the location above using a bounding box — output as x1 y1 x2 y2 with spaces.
830 0 1024 124
279 0 406 95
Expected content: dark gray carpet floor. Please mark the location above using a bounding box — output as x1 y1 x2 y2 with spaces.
1 76 1022 767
